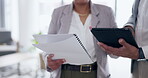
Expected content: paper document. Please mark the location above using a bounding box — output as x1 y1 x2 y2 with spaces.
33 34 93 65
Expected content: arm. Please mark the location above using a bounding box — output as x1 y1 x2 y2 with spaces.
48 9 61 34
42 9 65 72
125 0 140 28
98 39 146 59
108 7 117 28
125 0 146 59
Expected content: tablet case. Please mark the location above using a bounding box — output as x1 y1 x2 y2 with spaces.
91 28 138 48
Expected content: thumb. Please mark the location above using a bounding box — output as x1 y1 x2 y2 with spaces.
118 39 131 48
47 54 54 61
89 26 93 30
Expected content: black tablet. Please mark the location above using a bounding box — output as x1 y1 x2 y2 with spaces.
91 28 138 48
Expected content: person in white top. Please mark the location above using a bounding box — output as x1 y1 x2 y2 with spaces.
98 0 148 78
42 0 117 78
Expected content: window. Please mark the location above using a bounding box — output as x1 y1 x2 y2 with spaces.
3 0 19 41
0 0 5 28
38 0 62 34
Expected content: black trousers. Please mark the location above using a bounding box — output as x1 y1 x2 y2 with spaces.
60 70 97 78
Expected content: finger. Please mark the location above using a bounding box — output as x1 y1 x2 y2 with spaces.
51 66 59 70
48 59 66 67
48 59 57 66
48 59 66 70
47 61 54 66
98 42 115 52
48 61 55 66
98 42 117 54
98 42 108 49
49 64 59 70
89 26 93 30
47 54 54 62
118 39 131 48
54 59 66 66
56 59 66 64
97 42 106 51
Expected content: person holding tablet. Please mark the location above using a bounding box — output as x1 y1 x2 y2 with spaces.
98 0 148 78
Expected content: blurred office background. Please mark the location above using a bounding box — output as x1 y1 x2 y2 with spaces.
0 0 134 78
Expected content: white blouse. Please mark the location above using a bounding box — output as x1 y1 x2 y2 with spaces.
68 11 97 62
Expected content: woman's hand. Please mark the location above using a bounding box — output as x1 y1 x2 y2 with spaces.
47 54 66 70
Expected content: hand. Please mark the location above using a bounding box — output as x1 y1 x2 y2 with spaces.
47 54 66 70
98 39 139 59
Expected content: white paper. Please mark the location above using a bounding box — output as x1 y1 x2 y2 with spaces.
33 34 93 65
33 34 73 44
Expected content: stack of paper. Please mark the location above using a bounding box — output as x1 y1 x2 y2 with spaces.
33 34 93 65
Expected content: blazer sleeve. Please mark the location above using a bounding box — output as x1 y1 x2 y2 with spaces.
42 9 62 72
48 9 61 34
108 7 117 28
125 0 140 28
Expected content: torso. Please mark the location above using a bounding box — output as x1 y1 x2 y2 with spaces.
136 0 148 47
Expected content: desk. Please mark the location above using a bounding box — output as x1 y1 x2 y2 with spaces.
0 52 36 68
0 52 37 76
0 45 17 56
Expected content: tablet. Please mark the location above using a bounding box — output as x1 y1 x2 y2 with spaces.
91 28 138 48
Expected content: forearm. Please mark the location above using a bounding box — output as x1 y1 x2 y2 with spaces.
124 0 139 28
124 17 135 28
